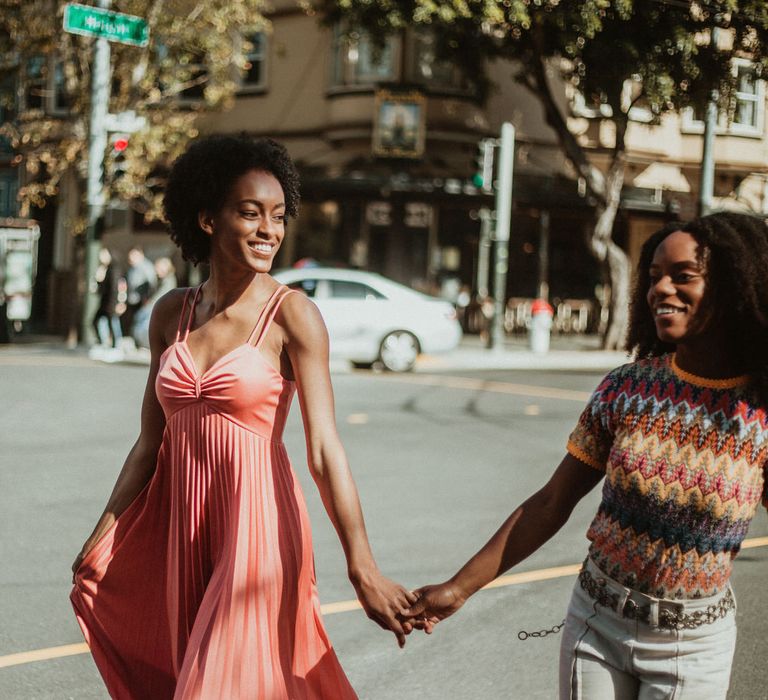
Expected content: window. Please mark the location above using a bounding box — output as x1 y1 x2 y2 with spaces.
332 29 399 87
410 32 471 93
239 32 267 92
51 60 74 114
21 55 74 115
288 279 318 298
287 279 334 299
23 56 46 111
329 280 384 300
0 170 19 218
733 63 760 130
681 59 764 137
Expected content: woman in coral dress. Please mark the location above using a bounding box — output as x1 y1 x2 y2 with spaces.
71 135 416 699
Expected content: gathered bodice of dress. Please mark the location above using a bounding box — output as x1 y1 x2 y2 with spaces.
154 283 297 442
156 339 295 441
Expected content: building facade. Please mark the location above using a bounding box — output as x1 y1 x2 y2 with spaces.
6 4 768 335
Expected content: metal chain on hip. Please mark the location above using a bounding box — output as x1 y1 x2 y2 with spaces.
517 619 565 641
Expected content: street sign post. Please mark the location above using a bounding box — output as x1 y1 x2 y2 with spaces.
63 3 149 47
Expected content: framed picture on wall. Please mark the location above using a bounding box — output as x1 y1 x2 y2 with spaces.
372 90 426 158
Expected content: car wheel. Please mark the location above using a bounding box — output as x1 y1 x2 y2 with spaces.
379 331 420 372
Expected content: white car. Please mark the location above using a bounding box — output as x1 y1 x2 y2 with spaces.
273 267 462 372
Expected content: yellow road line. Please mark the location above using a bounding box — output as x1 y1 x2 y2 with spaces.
0 357 96 368
3 536 766 670
383 374 593 403
483 563 582 589
0 643 89 669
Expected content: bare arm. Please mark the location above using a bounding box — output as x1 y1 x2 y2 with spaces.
71 292 178 576
280 293 416 646
406 454 604 626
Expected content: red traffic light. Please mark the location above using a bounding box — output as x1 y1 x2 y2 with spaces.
113 137 129 152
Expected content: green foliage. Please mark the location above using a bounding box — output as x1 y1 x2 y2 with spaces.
0 0 271 222
321 0 768 126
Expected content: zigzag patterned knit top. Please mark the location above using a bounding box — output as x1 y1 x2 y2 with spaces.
567 353 768 599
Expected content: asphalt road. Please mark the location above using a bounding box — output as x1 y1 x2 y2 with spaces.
1 350 766 699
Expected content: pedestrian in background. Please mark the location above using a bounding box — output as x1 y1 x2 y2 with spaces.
131 257 178 349
121 246 156 339
404 213 768 699
152 256 177 297
71 134 414 699
91 247 122 348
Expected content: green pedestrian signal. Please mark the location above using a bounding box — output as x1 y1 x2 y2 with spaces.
474 138 496 193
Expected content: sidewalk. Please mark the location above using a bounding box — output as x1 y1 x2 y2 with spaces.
1 333 631 373
415 333 629 372
416 335 629 372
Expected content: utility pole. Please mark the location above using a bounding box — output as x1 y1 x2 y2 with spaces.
80 0 112 344
490 122 514 351
537 209 550 301
699 26 720 218
474 138 496 301
699 91 718 217
476 208 493 299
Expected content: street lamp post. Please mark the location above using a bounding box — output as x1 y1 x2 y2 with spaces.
80 0 112 344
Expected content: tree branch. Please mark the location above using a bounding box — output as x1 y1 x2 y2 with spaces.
525 39 607 204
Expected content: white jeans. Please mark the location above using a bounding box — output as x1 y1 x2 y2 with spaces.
559 559 737 699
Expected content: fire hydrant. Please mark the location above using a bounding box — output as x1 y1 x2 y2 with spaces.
529 298 554 353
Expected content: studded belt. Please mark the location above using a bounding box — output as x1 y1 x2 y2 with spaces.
578 566 735 630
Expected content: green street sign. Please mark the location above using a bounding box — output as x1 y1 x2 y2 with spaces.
63 3 149 47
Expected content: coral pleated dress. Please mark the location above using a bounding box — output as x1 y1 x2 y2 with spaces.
71 285 358 700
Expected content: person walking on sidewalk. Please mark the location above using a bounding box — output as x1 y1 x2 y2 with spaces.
91 247 122 348
71 135 415 699
404 213 768 699
121 246 157 341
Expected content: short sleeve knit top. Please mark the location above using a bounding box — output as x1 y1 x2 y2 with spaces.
567 354 768 599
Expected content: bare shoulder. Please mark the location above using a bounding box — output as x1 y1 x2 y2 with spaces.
276 289 328 345
150 287 191 344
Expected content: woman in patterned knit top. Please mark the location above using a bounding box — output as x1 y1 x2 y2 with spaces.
403 213 768 698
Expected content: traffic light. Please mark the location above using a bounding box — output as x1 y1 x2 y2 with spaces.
106 133 129 186
472 138 496 193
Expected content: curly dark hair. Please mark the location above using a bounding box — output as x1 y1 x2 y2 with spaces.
163 134 300 264
626 212 768 404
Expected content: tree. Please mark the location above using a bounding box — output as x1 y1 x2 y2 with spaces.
320 0 768 349
0 0 271 224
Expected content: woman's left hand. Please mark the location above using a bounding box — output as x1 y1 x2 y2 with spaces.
351 569 419 648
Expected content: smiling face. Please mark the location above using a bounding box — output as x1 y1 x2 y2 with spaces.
647 230 714 348
199 169 286 274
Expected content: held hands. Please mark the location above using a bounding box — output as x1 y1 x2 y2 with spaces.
350 569 419 648
401 580 468 634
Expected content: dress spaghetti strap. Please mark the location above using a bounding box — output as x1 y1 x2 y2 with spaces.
177 285 203 342
174 288 193 343
246 286 289 347
250 287 296 349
